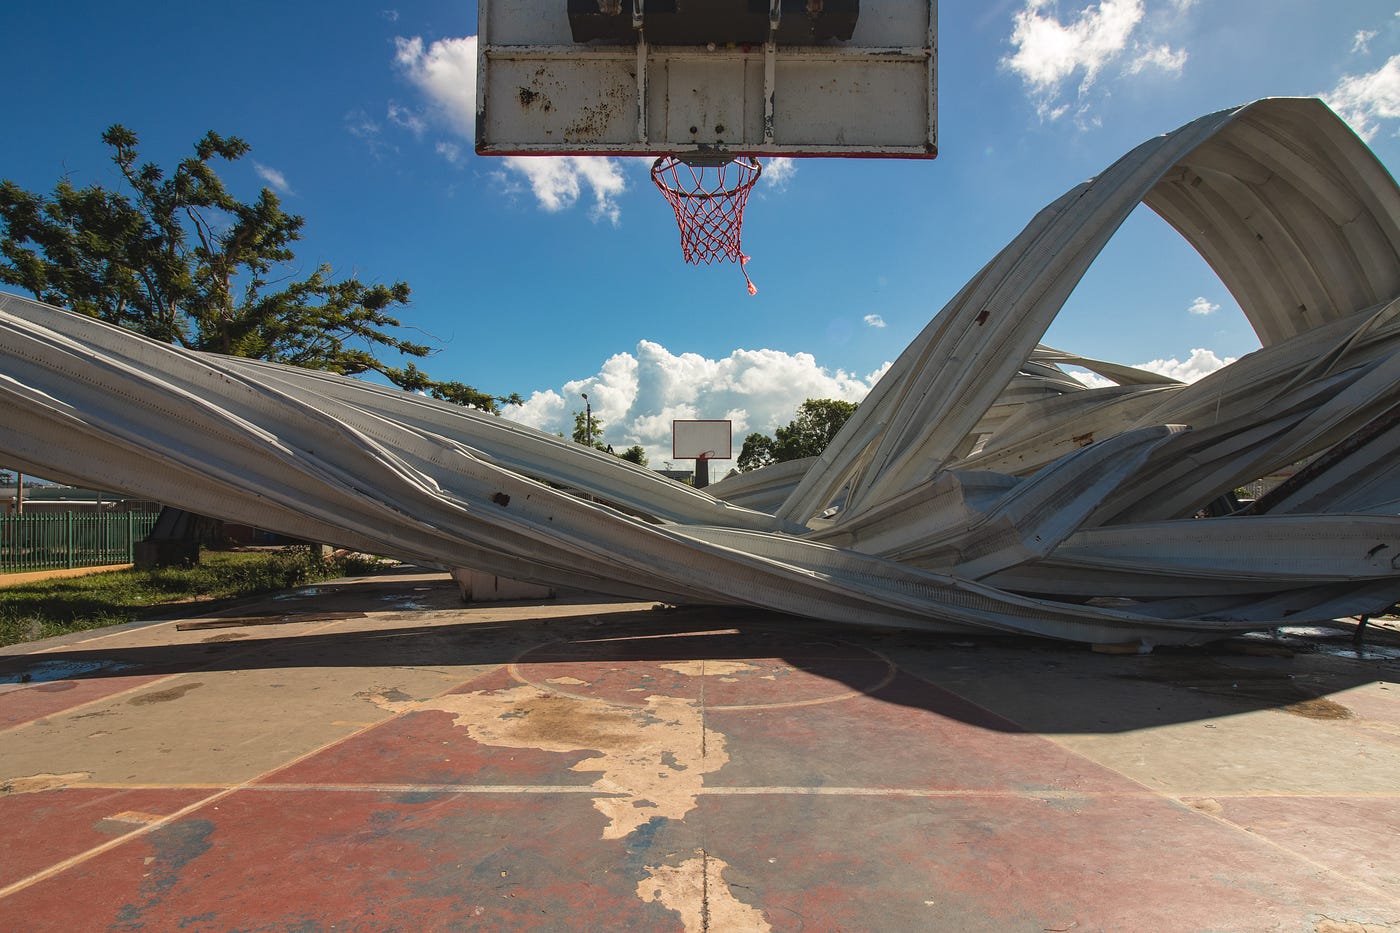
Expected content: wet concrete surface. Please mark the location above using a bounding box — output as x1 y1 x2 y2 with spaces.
1 565 1398 931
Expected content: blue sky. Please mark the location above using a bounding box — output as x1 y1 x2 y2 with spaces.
4 1 1400 468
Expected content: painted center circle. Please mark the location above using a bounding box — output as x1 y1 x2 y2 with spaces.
510 629 895 710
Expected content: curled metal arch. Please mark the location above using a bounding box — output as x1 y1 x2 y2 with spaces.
6 98 1400 647
777 98 1400 526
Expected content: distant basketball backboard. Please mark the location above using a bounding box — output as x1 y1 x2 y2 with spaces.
476 0 937 160
673 420 733 460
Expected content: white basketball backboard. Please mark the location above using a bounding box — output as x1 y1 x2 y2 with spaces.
476 0 937 160
673 420 733 460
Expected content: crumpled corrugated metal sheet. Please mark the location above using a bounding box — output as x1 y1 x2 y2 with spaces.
5 97 1400 646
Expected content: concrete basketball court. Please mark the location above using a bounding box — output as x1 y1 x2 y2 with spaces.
2 564 1398 932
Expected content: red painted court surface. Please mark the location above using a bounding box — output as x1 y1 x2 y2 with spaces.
2 567 1399 932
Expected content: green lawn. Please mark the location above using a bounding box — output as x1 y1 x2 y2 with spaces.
0 547 387 648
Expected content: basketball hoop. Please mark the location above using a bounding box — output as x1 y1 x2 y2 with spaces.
651 154 762 296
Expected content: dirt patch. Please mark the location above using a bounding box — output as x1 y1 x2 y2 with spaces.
128 683 202 705
1 771 91 795
355 685 414 704
1282 697 1354 720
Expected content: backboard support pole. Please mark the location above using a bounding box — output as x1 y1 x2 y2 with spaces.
636 33 649 146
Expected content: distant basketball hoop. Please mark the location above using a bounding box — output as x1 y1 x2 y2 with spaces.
651 155 762 296
672 420 733 490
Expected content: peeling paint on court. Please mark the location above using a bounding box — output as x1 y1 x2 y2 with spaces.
637 850 771 932
364 683 726 839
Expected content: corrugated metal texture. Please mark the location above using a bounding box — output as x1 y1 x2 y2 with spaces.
705 456 816 513
774 105 1246 525
1094 300 1400 524
1149 99 1400 345
6 98 1400 646
984 515 1400 598
776 99 1400 526
4 291 1399 644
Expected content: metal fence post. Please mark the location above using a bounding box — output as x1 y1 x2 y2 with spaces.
0 510 159 575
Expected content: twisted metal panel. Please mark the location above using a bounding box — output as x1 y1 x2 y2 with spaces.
5 98 1400 646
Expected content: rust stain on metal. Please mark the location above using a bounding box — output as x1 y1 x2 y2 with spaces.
517 86 552 112
1072 432 1095 447
566 102 620 142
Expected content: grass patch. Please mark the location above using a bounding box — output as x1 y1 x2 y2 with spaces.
0 547 389 648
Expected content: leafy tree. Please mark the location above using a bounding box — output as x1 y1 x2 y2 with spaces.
737 432 777 472
568 411 649 465
391 363 522 413
572 409 605 450
0 124 512 412
737 398 858 472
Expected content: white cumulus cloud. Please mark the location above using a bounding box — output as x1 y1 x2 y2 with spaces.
1324 54 1400 142
1124 42 1187 76
1136 347 1236 382
762 157 798 191
393 35 478 138
1187 296 1219 316
1354 29 1378 55
391 33 631 222
503 156 627 225
863 314 887 328
504 340 887 466
1002 0 1189 122
1069 347 1234 387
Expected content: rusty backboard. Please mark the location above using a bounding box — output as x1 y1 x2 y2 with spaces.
476 0 937 160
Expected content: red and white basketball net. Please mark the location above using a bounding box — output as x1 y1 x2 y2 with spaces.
651 155 762 295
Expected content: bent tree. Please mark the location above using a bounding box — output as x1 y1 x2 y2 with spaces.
0 124 512 412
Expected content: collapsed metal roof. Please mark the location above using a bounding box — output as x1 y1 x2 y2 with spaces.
5 97 1400 646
